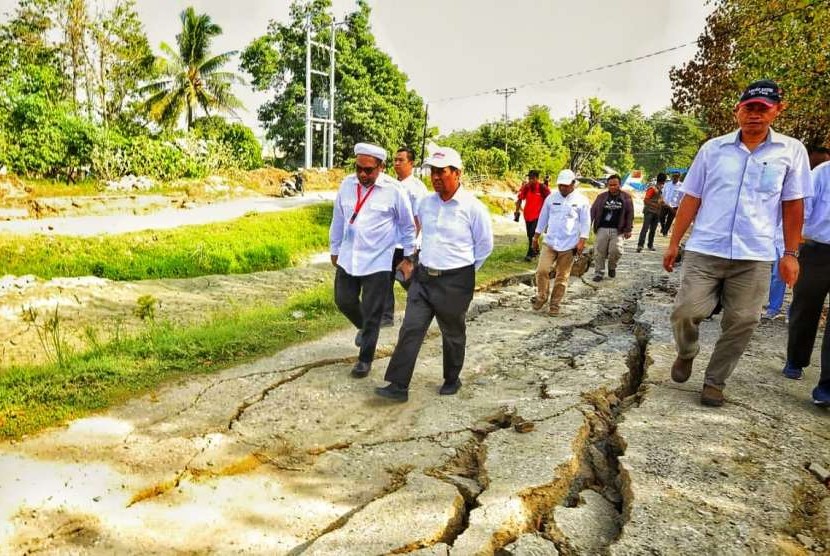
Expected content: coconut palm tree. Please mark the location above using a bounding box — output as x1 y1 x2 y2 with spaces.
140 7 244 130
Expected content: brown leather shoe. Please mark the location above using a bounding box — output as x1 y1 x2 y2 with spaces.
548 304 560 316
671 357 693 383
532 296 547 311
700 384 724 407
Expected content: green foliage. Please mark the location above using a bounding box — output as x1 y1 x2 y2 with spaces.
560 98 612 176
0 204 333 280
134 295 158 321
192 116 263 170
242 0 429 167
140 7 244 130
671 0 830 146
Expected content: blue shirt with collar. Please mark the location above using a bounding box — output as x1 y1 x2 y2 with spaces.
679 128 811 262
804 160 830 244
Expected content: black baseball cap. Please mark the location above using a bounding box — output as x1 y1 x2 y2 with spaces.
738 79 783 107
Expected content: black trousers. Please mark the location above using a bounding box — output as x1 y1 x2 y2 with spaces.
525 219 539 258
383 248 406 322
334 267 391 363
637 211 660 249
659 206 675 235
384 265 475 388
787 242 830 387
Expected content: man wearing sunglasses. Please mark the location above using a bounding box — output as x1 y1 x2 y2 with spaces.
330 143 417 378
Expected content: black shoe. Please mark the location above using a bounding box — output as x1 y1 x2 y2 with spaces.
648 246 656 251
636 247 643 253
351 360 371 378
523 255 533 262
592 275 603 282
439 379 462 395
375 382 408 402
608 269 616 278
380 317 394 328
354 329 363 347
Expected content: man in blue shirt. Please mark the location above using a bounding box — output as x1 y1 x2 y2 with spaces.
663 80 811 407
376 147 493 402
782 156 830 405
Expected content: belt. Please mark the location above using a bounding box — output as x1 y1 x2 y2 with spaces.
417 264 473 277
803 239 830 250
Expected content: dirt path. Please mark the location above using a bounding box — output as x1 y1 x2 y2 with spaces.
1 238 826 554
0 192 336 237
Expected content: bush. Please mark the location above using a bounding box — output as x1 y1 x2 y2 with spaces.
192 116 263 170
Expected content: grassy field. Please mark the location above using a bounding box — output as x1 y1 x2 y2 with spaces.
0 241 534 439
1 203 333 280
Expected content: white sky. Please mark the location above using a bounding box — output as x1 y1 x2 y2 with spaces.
0 0 713 135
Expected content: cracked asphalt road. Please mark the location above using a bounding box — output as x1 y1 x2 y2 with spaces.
0 242 828 555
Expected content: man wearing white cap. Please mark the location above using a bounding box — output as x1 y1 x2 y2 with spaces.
376 146 493 402
532 169 591 315
330 142 417 378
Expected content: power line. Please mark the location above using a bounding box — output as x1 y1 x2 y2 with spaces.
430 41 696 104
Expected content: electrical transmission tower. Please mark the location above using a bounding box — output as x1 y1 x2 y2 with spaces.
304 16 337 169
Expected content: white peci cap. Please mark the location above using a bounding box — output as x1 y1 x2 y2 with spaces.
354 142 387 162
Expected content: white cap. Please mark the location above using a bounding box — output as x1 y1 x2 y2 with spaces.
556 169 576 185
422 146 463 169
354 142 387 162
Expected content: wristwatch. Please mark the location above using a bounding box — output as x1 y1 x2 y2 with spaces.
783 249 799 259
403 254 416 263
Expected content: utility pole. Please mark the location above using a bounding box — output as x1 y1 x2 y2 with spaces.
304 16 338 169
495 87 516 169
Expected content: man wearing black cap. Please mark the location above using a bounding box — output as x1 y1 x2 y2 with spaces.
662 79 812 407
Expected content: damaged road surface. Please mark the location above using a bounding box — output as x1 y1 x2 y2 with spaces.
1 249 828 555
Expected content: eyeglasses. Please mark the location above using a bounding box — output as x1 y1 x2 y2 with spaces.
355 164 379 174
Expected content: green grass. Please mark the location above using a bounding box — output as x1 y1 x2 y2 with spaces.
0 242 534 439
0 203 333 280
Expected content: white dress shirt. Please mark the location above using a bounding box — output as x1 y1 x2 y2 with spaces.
535 189 591 251
330 173 416 276
679 129 811 262
804 160 830 244
664 181 683 208
418 187 494 270
396 174 430 249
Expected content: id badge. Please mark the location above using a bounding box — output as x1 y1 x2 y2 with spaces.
344 226 354 242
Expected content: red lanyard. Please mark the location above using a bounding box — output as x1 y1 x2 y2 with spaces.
349 184 375 224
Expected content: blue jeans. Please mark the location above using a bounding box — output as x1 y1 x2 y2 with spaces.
766 255 787 316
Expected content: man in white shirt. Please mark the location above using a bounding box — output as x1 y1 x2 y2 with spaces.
531 169 591 316
382 147 429 327
663 79 812 407
376 146 493 402
329 143 417 378
783 158 830 405
660 172 682 236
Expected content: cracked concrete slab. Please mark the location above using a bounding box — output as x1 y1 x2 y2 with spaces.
1 241 827 555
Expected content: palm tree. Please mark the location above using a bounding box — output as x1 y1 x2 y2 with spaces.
140 7 244 130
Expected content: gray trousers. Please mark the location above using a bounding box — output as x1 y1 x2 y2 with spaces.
594 227 623 275
384 265 475 388
670 251 771 389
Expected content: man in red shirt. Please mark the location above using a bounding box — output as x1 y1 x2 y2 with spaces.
515 170 551 261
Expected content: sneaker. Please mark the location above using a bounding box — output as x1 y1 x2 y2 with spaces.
439 379 462 395
782 361 803 380
351 360 371 378
813 384 830 406
671 357 694 383
354 329 363 348
592 275 603 282
380 317 394 328
532 296 547 311
608 269 616 278
375 382 408 402
700 384 725 407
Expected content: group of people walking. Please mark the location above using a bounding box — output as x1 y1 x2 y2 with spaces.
329 142 492 402
330 78 829 409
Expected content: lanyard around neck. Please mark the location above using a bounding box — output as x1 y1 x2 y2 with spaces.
349 183 376 224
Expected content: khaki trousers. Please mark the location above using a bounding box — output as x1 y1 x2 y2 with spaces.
670 251 771 389
594 228 623 276
536 244 575 308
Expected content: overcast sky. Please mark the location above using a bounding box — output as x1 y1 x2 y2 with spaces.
0 0 713 136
